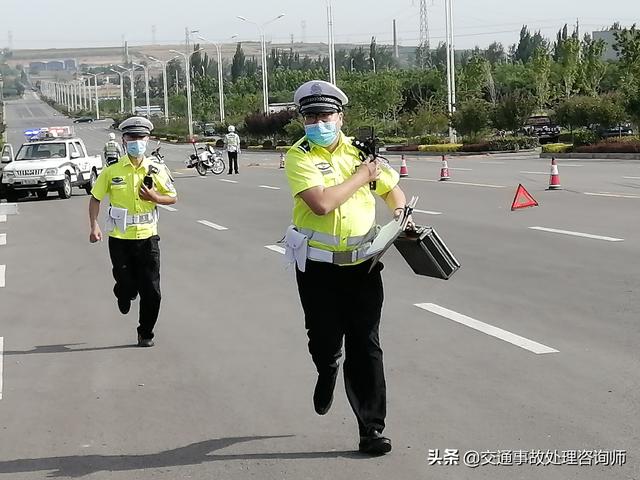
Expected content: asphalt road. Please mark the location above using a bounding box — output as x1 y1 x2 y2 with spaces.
0 92 638 479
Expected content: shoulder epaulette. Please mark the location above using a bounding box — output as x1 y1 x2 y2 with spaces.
298 140 311 153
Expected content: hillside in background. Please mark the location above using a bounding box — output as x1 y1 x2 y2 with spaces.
6 42 418 68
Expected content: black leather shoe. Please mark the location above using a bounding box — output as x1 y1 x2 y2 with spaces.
137 335 154 347
117 297 131 315
313 369 338 415
359 431 392 455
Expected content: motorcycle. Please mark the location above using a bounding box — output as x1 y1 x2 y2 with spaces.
150 143 175 181
186 142 225 176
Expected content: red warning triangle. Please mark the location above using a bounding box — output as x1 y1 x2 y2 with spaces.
511 184 538 211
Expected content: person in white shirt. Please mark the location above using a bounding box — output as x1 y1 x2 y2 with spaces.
224 125 241 175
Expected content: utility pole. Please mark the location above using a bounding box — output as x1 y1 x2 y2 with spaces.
393 19 399 59
418 0 430 68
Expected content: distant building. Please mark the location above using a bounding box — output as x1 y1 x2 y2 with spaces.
64 59 77 71
592 30 620 61
46 61 64 71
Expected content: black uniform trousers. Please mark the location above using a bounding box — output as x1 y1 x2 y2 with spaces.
108 235 161 339
296 258 386 436
227 151 238 174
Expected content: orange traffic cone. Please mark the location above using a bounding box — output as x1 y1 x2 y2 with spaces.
548 157 561 190
279 152 285 169
439 155 450 181
399 155 409 177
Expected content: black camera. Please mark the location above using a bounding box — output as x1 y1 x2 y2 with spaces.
353 126 379 191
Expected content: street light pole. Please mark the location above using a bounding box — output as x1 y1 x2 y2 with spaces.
109 69 125 113
148 55 180 123
445 0 457 143
170 48 204 139
238 14 285 114
326 0 336 84
197 35 237 123
133 62 150 117
87 73 100 120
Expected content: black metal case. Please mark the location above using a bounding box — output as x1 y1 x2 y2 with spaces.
393 226 460 279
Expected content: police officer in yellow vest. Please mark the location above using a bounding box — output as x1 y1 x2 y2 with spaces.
88 117 177 347
284 80 410 455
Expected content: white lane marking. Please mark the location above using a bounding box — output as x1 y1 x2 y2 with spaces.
219 179 238 184
172 171 184 175
0 337 3 400
0 203 18 215
259 185 281 190
265 245 285 254
529 226 624 242
0 265 4 287
0 234 5 246
520 171 548 175
197 220 228 231
622 176 640 179
584 192 640 199
479 161 505 165
0 215 5 223
158 205 177 212
404 178 506 188
414 209 443 215
415 303 559 355
449 167 472 171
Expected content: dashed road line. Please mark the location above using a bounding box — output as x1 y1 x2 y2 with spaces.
265 245 285 254
584 192 640 199
0 265 5 288
0 215 6 223
0 234 5 246
259 185 281 190
622 176 640 180
0 336 3 400
520 171 548 175
219 179 238 184
479 161 505 165
529 226 624 242
415 303 559 355
0 203 18 215
449 167 472 171
158 205 177 212
197 220 228 231
414 209 443 215
404 178 506 189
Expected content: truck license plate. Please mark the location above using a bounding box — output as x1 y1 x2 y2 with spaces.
22 179 39 185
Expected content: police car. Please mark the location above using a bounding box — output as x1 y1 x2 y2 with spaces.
0 126 103 200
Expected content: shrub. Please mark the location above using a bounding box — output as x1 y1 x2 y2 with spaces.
262 139 274 149
542 143 573 154
572 129 599 147
386 144 421 152
459 143 491 152
215 139 224 148
574 141 640 153
417 144 462 152
276 140 288 147
413 134 448 145
489 136 539 151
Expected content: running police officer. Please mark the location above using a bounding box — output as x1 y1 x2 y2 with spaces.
283 80 409 455
103 132 122 166
88 117 177 347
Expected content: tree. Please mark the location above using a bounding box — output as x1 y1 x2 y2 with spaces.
451 98 492 137
557 34 581 98
513 26 548 63
530 46 551 109
580 35 607 96
484 42 506 64
231 43 246 82
492 90 536 132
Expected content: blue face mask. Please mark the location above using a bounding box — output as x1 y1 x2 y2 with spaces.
304 121 339 147
126 140 147 157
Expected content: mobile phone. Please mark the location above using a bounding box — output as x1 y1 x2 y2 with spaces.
143 175 153 189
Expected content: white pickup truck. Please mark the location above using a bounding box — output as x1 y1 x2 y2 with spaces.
1 128 103 201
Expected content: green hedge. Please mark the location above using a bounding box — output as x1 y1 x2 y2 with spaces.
417 144 462 152
460 136 539 152
542 143 573 154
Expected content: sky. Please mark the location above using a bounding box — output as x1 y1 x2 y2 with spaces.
3 0 639 50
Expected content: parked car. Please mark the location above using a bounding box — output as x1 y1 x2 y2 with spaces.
591 123 634 138
521 115 561 144
73 117 94 123
203 123 216 137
